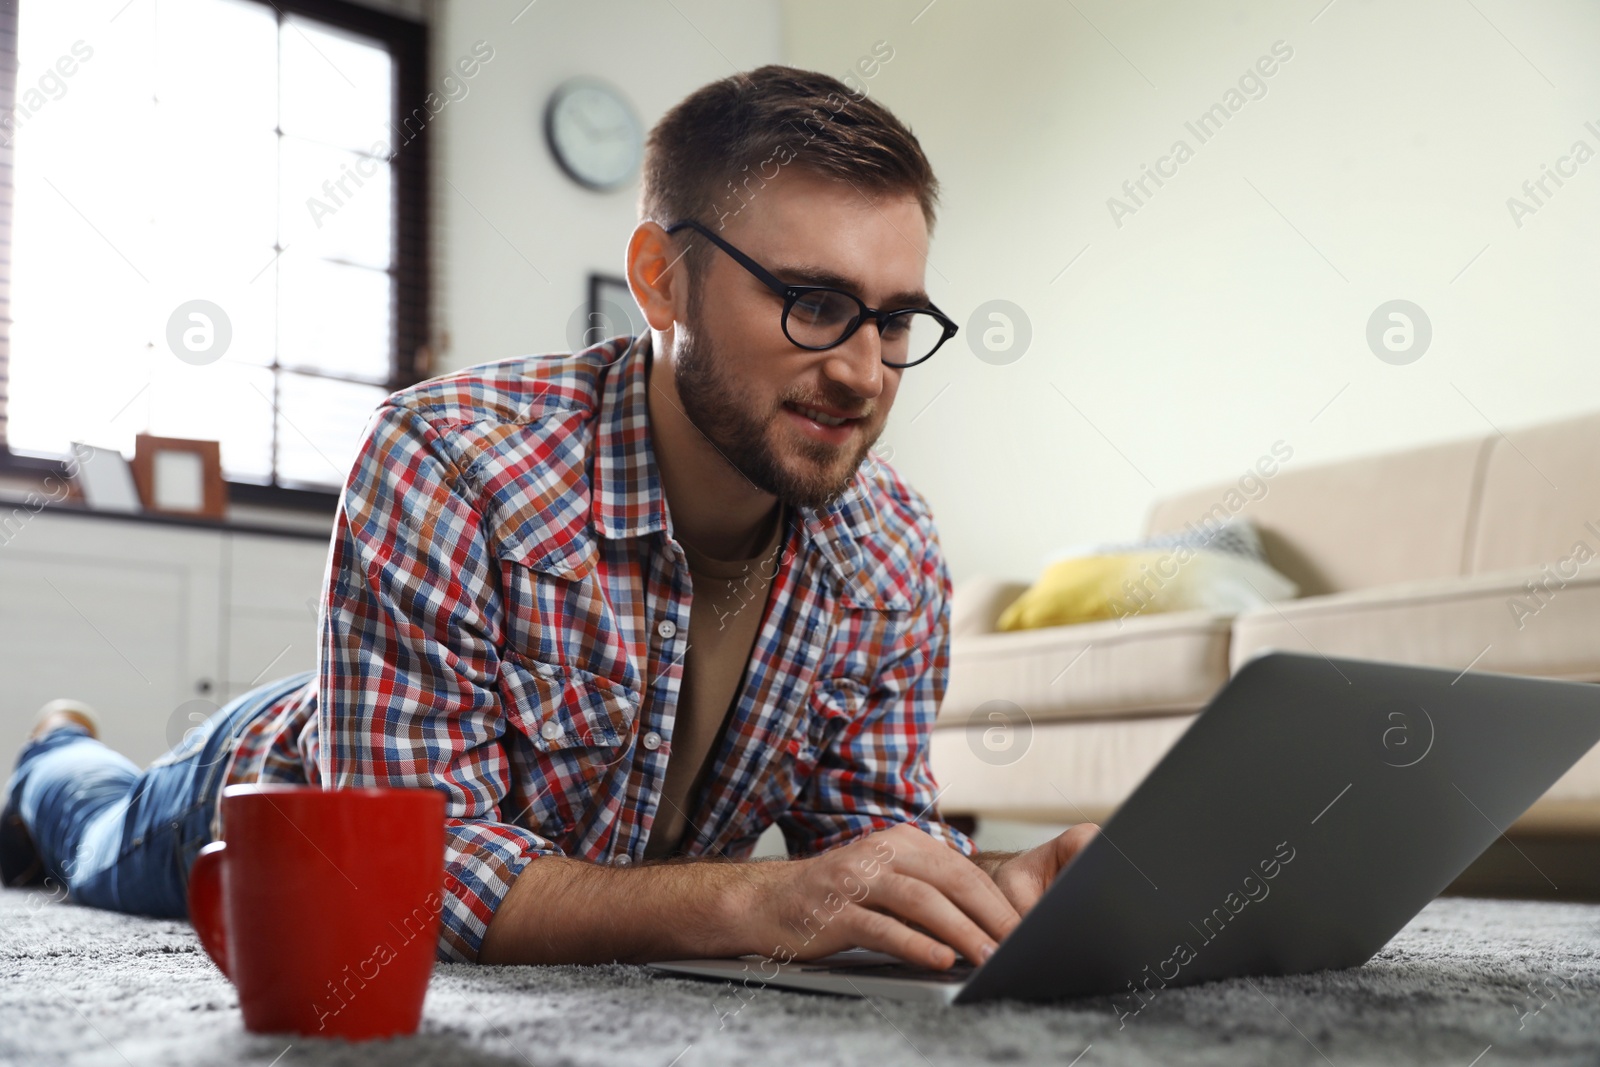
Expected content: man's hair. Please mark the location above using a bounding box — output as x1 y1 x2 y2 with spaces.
638 64 939 288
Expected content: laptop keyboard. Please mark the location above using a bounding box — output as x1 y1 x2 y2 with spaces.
798 959 977 984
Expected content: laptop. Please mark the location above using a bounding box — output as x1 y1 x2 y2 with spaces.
649 651 1600 1005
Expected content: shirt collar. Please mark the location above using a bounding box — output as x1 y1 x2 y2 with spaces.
589 333 883 598
590 332 667 541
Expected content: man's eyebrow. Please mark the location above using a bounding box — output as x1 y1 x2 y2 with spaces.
770 263 931 309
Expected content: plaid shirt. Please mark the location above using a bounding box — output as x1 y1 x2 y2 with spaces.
221 332 974 962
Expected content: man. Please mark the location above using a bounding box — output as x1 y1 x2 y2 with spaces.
3 65 1097 970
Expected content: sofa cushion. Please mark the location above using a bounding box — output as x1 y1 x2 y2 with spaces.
950 576 1030 639
1469 409 1600 576
995 545 1296 631
941 609 1233 725
1229 566 1600 680
930 713 1196 822
1145 434 1491 597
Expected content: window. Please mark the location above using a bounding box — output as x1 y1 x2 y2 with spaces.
0 0 427 500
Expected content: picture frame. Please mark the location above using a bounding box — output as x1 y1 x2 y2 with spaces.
585 273 649 349
130 434 228 520
70 442 142 514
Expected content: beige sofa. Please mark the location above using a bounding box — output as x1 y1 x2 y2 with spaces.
932 409 1600 844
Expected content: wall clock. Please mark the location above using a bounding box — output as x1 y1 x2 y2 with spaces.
544 78 643 192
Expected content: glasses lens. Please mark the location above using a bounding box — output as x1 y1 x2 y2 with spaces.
881 310 949 367
786 290 861 347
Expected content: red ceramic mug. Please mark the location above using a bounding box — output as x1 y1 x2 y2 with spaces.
188 784 445 1039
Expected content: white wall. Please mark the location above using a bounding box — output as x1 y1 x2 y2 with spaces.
432 1 1600 586
428 0 782 369
781 0 1600 583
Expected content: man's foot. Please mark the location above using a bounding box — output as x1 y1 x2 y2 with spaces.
30 699 101 741
2 699 102 888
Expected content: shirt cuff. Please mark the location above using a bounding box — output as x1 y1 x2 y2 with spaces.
439 819 560 963
921 816 978 858
783 812 979 860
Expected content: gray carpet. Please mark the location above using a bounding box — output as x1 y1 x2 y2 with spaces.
2 887 1598 1067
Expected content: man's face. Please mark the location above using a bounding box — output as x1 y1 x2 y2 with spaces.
670 172 930 511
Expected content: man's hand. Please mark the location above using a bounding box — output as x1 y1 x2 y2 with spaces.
746 822 1022 970
976 823 1100 915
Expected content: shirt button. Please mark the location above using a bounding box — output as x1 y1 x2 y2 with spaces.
642 731 662 751
613 854 632 867
539 720 562 741
656 619 677 639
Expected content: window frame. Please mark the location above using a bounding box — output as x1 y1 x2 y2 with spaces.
0 0 429 512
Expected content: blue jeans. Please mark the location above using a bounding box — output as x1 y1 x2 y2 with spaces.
4 672 313 918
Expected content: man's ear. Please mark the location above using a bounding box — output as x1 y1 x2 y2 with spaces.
627 222 687 332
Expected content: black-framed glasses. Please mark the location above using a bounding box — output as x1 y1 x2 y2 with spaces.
665 219 958 369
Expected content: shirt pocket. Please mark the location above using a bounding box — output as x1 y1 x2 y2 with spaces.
755 675 871 822
499 649 639 755
497 649 641 843
494 528 643 701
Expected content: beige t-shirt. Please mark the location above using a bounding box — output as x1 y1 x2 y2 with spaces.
644 504 787 860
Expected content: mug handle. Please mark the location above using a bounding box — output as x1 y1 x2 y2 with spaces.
188 840 231 979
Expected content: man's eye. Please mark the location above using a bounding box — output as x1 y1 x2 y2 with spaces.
792 294 826 317
792 292 854 325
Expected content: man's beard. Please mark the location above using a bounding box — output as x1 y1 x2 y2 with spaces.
670 312 879 511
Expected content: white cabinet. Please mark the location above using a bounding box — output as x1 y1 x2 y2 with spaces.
222 533 331 704
0 509 329 768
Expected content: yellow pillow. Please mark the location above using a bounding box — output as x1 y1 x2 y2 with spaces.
997 553 1152 630
996 548 1297 631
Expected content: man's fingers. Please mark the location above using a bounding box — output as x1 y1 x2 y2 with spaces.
1050 823 1100 874
992 823 1101 914
879 832 1021 945
863 872 999 967
782 826 1027 970
838 901 959 970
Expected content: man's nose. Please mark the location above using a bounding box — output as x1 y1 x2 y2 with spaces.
820 321 885 402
